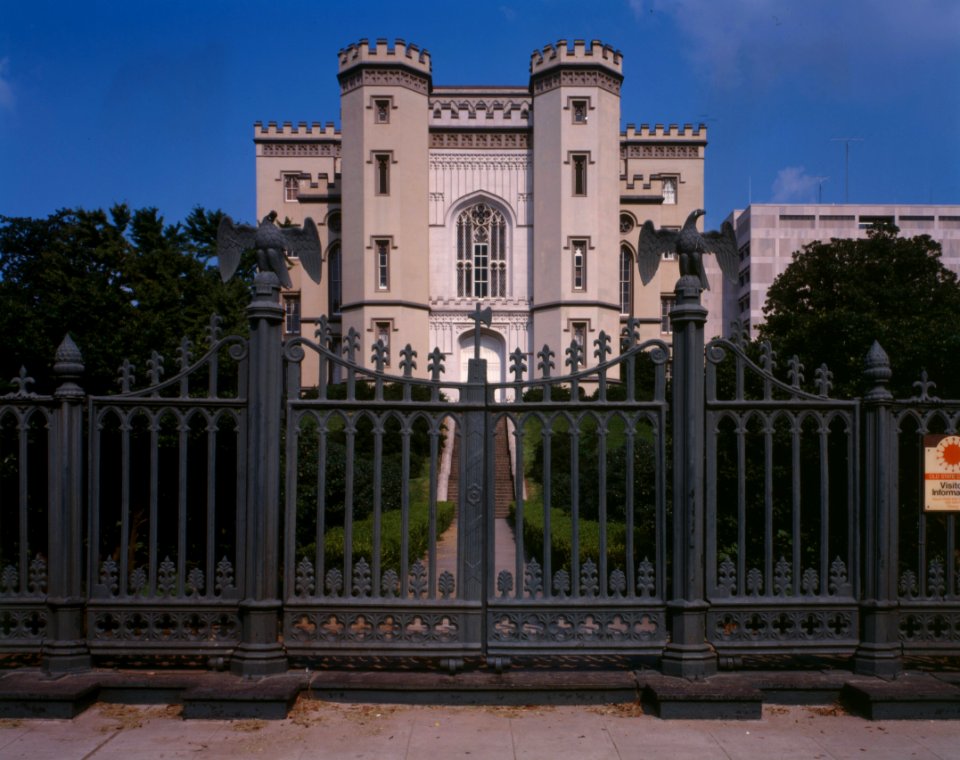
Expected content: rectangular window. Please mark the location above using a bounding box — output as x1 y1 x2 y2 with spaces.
738 294 750 314
374 153 390 195
283 294 301 335
374 98 391 124
375 239 390 290
572 154 588 196
283 174 300 202
571 239 587 291
571 99 588 124
572 321 587 367
375 321 391 366
660 296 675 334
662 177 677 205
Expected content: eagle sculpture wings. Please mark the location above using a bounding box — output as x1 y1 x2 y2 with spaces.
637 209 738 291
217 211 322 289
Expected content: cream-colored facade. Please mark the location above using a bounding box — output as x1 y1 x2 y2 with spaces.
255 39 706 382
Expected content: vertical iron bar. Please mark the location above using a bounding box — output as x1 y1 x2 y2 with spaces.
316 421 326 596
704 413 716 597
206 419 216 598
344 422 355 597
737 418 747 596
399 425 412 601
598 418 608 597
18 418 28 593
542 418 553 599
625 420 636 597
513 417 525 600
177 418 188 597
570 420 580 598
792 417 801 593
283 411 298 601
819 422 830 595
764 418 773 594
427 420 439 599
120 414 131 598
372 419 383 598
148 417 158 596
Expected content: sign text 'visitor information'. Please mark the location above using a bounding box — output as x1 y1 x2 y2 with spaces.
924 434 960 512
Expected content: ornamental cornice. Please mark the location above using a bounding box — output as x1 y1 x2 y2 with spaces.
430 132 531 150
428 152 532 170
620 144 701 159
339 67 430 95
531 68 622 96
261 142 342 158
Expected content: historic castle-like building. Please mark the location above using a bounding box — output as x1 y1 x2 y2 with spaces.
255 39 707 383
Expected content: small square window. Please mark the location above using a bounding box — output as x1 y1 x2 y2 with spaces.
572 99 588 124
374 98 391 124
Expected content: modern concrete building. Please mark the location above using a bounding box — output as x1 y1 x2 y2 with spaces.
715 204 960 340
255 38 707 383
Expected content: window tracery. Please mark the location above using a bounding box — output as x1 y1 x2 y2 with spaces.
456 203 507 298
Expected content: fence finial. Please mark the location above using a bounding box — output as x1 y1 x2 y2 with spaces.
863 341 893 401
53 334 84 399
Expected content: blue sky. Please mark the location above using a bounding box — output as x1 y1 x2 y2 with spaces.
0 0 957 229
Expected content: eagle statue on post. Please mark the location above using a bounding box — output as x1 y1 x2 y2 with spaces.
637 208 738 291
217 211 322 288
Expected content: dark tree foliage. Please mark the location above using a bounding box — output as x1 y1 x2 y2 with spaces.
758 224 960 399
0 205 252 395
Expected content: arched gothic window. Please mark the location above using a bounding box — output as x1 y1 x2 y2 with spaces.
620 245 633 315
328 242 342 315
457 203 507 298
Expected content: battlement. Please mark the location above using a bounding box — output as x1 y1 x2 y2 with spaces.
622 123 707 140
530 39 622 76
254 121 341 139
338 38 431 75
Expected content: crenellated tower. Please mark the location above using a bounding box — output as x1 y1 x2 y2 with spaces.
529 40 623 372
338 38 432 371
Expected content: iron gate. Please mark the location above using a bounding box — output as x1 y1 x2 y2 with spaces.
1 273 960 678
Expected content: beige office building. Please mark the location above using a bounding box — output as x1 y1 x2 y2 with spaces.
718 204 960 341
255 39 707 383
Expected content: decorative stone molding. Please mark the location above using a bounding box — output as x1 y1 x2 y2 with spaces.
430 132 531 150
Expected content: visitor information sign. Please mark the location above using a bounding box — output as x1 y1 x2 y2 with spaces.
924 434 960 512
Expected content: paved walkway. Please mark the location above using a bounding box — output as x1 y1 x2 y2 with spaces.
433 517 519 587
2 701 958 759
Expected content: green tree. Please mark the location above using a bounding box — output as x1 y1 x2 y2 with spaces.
0 205 251 395
758 223 960 399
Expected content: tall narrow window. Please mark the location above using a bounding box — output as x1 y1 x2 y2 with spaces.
572 239 587 291
619 246 633 315
283 174 300 202
375 321 391 365
283 294 301 335
572 321 587 368
662 177 677 205
661 295 675 333
457 203 507 298
374 153 390 195
374 98 391 124
375 239 390 290
328 243 342 315
572 154 588 196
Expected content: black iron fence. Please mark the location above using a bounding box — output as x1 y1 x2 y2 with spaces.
1 273 958 677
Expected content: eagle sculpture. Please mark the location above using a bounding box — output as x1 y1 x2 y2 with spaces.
217 211 322 289
637 208 738 291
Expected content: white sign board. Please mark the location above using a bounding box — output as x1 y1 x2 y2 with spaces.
924 434 960 512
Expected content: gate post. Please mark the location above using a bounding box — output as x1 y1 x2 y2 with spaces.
231 273 288 677
458 357 489 618
42 335 92 673
854 342 902 677
661 276 717 678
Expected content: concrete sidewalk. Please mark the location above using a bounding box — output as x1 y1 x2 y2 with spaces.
2 700 958 759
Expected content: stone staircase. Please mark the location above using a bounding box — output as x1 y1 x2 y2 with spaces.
446 418 515 518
